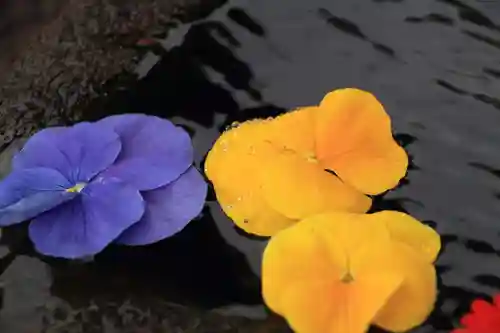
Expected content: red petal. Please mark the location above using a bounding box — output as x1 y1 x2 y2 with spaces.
471 300 496 314
493 294 500 309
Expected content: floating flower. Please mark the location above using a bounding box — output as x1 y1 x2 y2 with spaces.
205 88 408 236
262 211 441 333
452 294 500 333
0 114 207 258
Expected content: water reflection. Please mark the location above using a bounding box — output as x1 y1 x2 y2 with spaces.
405 14 455 26
0 211 266 332
438 0 499 29
2 0 500 331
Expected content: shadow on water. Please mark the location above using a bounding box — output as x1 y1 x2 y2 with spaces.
3 0 500 331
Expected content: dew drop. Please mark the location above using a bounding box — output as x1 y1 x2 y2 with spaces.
220 140 229 152
225 121 241 130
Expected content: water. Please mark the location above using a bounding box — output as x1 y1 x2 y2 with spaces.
2 0 500 331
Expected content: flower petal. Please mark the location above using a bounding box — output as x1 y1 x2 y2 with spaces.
329 212 438 331
265 107 317 156
457 298 500 333
263 212 437 333
205 119 268 191
369 211 441 263
315 88 408 195
280 276 402 333
205 119 296 236
29 177 145 258
13 123 122 183
12 127 67 171
262 214 403 333
259 149 371 219
262 218 344 313
116 167 207 245
96 114 193 190
215 187 296 236
262 212 390 310
494 294 500 309
371 243 437 331
0 168 76 226
471 299 498 316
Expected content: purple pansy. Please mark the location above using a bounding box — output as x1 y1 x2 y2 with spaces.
0 114 207 258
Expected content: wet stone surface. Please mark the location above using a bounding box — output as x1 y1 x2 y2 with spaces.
0 0 204 150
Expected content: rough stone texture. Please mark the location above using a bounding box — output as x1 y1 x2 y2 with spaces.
0 0 200 150
0 138 25 179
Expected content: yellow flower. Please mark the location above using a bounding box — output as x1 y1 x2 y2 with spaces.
204 88 408 236
262 211 441 333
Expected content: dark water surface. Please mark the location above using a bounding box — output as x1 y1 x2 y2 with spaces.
2 0 500 332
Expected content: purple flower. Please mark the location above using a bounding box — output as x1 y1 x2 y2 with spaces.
0 114 207 258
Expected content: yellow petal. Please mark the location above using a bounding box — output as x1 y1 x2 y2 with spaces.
206 120 297 236
315 88 408 195
262 213 392 311
265 107 317 156
262 221 343 313
262 214 403 333
343 212 438 330
299 212 390 260
368 211 441 263
281 276 402 333
205 119 268 190
215 187 296 236
372 243 437 331
259 150 371 220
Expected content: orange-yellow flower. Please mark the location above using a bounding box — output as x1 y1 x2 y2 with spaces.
262 211 441 333
204 88 408 236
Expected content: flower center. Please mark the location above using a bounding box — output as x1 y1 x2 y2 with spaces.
66 183 86 193
341 272 354 284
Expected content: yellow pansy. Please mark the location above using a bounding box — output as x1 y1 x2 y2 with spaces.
262 211 441 333
204 88 408 236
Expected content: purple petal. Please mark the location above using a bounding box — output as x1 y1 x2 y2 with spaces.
96 114 193 190
0 167 76 226
12 126 67 171
29 177 145 258
13 123 122 183
116 166 207 245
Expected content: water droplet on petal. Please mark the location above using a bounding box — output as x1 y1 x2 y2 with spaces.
225 121 241 131
220 140 229 152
